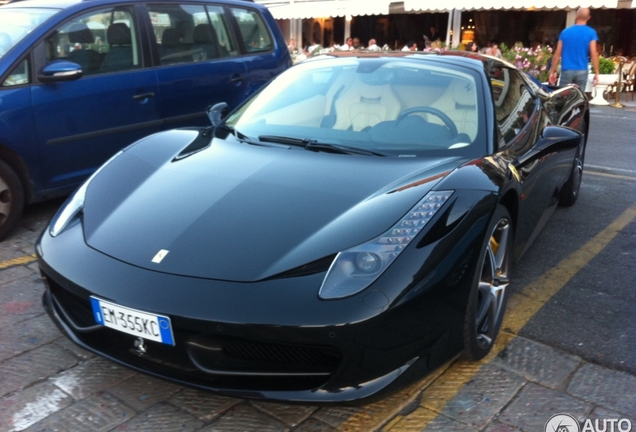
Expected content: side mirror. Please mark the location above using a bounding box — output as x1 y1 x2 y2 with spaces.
38 60 83 83
514 126 581 167
206 102 228 128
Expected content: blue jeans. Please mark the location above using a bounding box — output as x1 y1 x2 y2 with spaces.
559 70 588 90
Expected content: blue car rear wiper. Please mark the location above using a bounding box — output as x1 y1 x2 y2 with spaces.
258 135 389 157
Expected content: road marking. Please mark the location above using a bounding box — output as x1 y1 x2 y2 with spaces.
586 164 636 175
336 205 636 432
0 254 37 270
586 170 636 182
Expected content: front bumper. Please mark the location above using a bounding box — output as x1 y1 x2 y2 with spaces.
36 195 485 403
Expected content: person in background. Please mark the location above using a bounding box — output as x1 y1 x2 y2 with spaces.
353 37 362 49
421 35 432 51
466 41 479 53
305 39 321 55
548 7 599 89
287 38 299 55
345 37 354 50
486 41 502 58
428 26 440 42
402 40 418 51
367 38 379 50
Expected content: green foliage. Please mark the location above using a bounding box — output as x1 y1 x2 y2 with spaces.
598 57 616 74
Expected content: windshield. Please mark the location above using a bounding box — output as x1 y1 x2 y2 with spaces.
226 56 486 158
0 8 60 58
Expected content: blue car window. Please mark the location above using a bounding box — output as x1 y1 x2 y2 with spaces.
147 4 234 64
149 4 202 65
205 5 236 57
230 7 272 54
45 8 140 75
2 58 29 87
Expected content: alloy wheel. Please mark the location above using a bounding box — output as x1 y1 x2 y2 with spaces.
474 217 511 350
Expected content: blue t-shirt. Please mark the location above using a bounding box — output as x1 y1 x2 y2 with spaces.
559 24 598 71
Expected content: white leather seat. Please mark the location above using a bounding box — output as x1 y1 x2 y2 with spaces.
431 78 478 140
333 81 401 131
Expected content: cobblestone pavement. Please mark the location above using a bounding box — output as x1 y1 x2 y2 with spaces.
1 102 635 431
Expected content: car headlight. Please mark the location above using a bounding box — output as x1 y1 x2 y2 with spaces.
318 190 453 299
49 151 123 237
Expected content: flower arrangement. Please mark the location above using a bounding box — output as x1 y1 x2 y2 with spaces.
501 44 553 83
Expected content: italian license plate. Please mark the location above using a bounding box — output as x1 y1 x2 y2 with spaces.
90 296 174 345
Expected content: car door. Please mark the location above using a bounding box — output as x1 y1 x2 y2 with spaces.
31 5 160 191
489 65 570 255
147 3 248 130
227 6 289 98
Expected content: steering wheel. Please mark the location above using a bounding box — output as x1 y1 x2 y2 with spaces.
397 107 458 137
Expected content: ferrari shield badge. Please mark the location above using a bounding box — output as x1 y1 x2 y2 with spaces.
152 249 169 263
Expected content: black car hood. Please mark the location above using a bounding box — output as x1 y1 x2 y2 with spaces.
83 129 466 281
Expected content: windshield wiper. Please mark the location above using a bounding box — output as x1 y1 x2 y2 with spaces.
219 126 290 148
258 135 310 147
258 135 389 157
305 142 391 157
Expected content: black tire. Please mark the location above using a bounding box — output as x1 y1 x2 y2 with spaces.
462 205 513 361
559 157 583 207
559 119 586 207
0 160 25 241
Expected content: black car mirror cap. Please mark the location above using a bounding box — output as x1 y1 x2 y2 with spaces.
540 125 581 142
207 102 228 128
514 125 582 168
538 125 582 152
38 60 83 83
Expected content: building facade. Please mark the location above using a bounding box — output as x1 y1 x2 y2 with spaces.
258 0 636 56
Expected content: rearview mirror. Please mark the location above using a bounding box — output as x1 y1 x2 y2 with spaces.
206 102 228 128
514 126 582 167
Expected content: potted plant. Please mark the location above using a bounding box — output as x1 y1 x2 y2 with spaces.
589 57 618 105
599 56 616 74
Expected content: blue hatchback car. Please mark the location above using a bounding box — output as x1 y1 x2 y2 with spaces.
0 0 290 239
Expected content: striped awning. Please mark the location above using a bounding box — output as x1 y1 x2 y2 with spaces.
404 0 619 11
266 0 389 19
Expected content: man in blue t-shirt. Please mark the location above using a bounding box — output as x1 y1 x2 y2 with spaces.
548 8 600 90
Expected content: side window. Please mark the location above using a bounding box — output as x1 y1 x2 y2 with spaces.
489 67 536 145
230 8 272 54
2 58 29 87
206 6 236 56
44 8 140 75
149 4 199 65
148 4 235 65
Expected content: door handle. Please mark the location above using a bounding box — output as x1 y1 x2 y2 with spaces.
133 92 155 100
230 75 245 84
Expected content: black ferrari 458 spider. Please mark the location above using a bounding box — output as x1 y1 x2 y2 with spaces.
37 51 588 403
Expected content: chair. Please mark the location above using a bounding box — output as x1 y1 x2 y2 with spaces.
160 28 182 64
67 22 101 74
332 81 401 131
607 61 635 102
431 79 478 140
101 23 133 72
192 24 221 60
623 62 636 101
